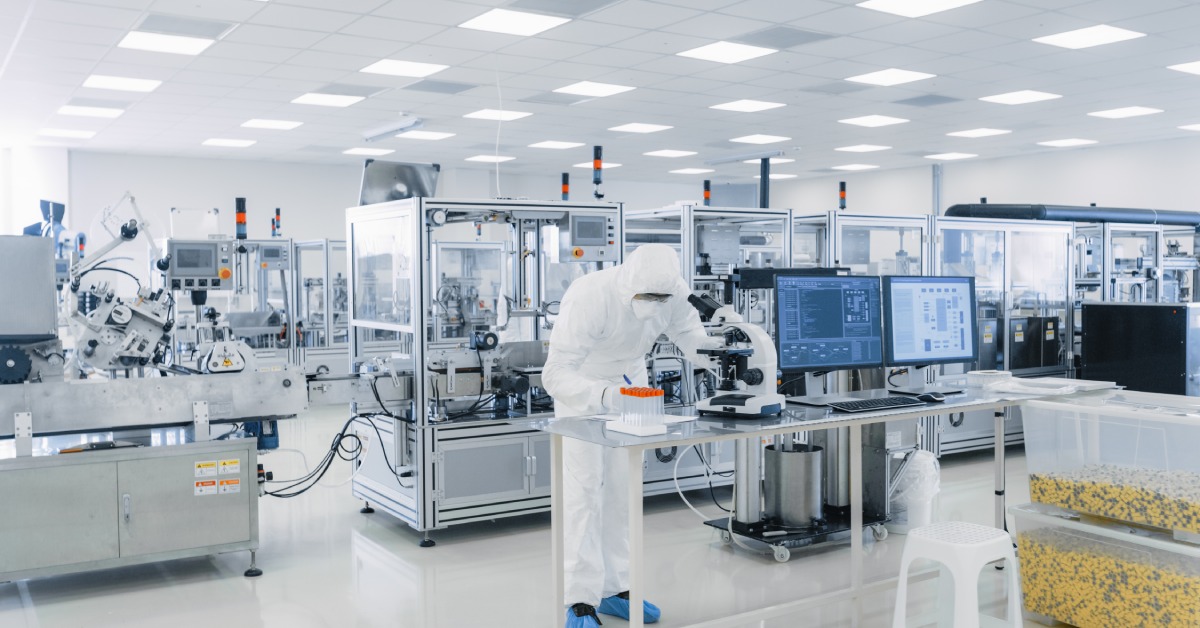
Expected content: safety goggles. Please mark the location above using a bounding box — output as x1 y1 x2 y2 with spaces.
633 293 672 302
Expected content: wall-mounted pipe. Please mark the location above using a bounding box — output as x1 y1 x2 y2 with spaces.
944 203 1200 227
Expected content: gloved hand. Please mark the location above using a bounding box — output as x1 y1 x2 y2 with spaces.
601 386 621 413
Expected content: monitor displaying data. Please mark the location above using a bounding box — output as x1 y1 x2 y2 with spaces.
883 276 978 366
775 275 884 372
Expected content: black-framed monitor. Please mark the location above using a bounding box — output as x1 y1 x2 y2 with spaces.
882 275 978 367
775 275 884 372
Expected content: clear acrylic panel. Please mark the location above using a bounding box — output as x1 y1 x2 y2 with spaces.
432 243 504 341
352 216 413 327
792 220 827 268
839 225 923 276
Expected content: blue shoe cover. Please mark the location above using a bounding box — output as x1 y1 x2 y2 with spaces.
566 603 602 627
598 592 661 623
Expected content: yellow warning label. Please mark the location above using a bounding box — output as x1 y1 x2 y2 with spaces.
195 461 218 477
1045 330 1055 340
219 479 241 494
195 480 217 496
983 333 994 344
220 459 241 475
1014 332 1025 343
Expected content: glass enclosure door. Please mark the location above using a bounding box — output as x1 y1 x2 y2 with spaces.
937 224 1006 372
1105 225 1162 303
791 215 829 268
351 214 416 331
832 215 927 276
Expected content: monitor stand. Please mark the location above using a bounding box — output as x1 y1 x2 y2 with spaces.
786 394 860 407
888 383 965 396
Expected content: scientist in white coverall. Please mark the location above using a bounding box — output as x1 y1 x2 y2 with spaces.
543 243 716 628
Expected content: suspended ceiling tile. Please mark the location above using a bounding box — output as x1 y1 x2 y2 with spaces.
338 16 445 42
222 24 330 49
537 20 642 46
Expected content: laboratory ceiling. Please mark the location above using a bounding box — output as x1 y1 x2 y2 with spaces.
3 0 1200 181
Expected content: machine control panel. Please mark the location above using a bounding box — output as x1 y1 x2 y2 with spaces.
257 243 290 270
165 239 233 291
561 213 618 262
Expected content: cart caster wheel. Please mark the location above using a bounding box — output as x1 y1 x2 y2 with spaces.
772 546 790 563
872 525 889 541
720 530 733 545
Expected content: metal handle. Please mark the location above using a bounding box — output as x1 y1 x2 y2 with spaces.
122 493 132 522
530 455 537 477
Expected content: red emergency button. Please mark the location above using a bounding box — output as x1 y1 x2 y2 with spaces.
572 247 584 258
219 267 232 280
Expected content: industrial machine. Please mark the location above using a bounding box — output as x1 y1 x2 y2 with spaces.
346 198 631 542
1079 302 1200 395
294 239 349 375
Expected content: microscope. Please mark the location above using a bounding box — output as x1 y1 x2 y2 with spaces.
689 294 785 418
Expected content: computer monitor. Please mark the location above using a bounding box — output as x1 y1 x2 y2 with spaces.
882 276 978 367
775 275 884 372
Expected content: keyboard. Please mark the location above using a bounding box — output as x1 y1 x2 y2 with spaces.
826 396 927 413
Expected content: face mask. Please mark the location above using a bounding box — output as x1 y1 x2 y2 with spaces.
631 299 663 321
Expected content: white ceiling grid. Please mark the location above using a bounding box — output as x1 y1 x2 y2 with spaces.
2 0 1200 182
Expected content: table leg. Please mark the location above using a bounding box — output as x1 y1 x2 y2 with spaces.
994 409 1006 531
551 434 564 624
629 447 645 628
850 423 863 597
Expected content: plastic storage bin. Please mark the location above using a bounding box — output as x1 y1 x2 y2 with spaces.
1022 391 1200 536
1012 503 1200 627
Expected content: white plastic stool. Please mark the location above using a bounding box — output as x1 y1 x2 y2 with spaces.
892 521 1021 628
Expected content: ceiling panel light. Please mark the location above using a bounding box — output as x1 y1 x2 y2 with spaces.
677 41 777 64
242 119 302 130
980 90 1061 105
838 115 908 127
1033 25 1145 50
83 74 161 92
398 130 455 140
458 9 570 36
948 128 1011 138
1088 106 1163 119
360 59 449 78
646 149 697 158
671 168 715 175
754 174 799 179
203 138 255 147
925 152 977 160
38 128 96 139
118 31 214 56
742 157 794 164
292 93 364 107
845 68 935 86
573 162 622 169
529 140 584 149
832 164 879 171
730 134 790 144
1179 124 1200 132
710 99 786 112
58 104 124 118
609 123 671 133
467 154 515 162
1037 138 1097 147
856 0 982 18
553 81 635 97
464 109 532 121
836 144 891 152
343 147 394 156
1168 61 1200 76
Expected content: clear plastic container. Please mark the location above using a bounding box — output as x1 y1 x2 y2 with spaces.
1012 503 1200 627
1022 391 1200 534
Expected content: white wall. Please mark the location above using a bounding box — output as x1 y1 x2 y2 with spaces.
0 147 69 235
772 136 1200 216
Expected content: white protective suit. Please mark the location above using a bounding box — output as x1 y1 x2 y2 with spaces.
542 244 715 607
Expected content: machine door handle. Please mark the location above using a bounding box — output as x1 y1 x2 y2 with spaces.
122 493 132 522
530 455 537 477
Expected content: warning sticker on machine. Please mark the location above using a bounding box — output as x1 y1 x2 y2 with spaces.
219 479 241 494
1014 332 1025 343
220 459 241 475
983 333 994 344
195 461 218 477
1045 330 1055 340
194 480 218 496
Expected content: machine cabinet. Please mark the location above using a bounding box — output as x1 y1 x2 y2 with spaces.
437 434 536 508
0 440 258 582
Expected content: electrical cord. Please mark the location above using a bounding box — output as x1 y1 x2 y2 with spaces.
79 265 143 290
886 368 910 387
265 413 413 497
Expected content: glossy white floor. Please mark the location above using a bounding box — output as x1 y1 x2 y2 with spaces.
0 406 1048 628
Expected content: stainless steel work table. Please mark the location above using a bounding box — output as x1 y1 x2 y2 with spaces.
534 386 1095 628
